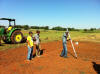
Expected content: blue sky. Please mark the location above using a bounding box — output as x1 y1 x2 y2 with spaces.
0 0 100 29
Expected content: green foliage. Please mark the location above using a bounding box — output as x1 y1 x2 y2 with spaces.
30 26 39 29
84 29 88 32
30 26 49 30
15 25 23 28
23 25 29 30
0 25 5 28
52 26 66 31
52 26 80 31
80 71 85 74
90 28 96 31
68 28 80 31
14 25 82 31
83 28 100 33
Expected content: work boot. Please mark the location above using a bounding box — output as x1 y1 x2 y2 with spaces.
60 55 63 57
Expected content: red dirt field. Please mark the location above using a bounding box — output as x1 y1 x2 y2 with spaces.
0 41 100 74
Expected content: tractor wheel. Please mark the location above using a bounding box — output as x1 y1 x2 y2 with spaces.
11 30 23 44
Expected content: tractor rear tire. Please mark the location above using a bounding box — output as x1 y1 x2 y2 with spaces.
11 30 23 44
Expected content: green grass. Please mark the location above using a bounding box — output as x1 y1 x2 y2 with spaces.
80 71 85 74
35 66 44 70
0 29 100 50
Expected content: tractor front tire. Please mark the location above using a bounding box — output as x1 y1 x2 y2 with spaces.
11 30 23 44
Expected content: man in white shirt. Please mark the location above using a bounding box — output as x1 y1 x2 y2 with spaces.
34 30 41 57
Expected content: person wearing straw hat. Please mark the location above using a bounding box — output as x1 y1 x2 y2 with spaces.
60 31 69 58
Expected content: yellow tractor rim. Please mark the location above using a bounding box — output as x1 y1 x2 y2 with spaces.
15 34 22 42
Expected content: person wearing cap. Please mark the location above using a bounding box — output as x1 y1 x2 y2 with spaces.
34 30 41 57
60 31 69 58
26 31 34 62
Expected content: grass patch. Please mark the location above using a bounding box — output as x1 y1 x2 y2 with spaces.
0 29 100 50
36 66 44 70
80 71 85 74
20 64 25 67
62 69 68 74
83 58 89 61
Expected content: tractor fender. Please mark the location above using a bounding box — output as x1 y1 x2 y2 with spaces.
5 28 21 42
7 28 21 37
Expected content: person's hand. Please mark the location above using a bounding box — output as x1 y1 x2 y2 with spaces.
67 38 71 41
33 37 36 41
34 42 36 45
29 46 32 48
39 39 41 42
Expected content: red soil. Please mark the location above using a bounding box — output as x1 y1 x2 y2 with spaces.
0 41 100 74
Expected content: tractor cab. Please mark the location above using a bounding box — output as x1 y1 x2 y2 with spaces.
0 18 24 44
0 18 16 32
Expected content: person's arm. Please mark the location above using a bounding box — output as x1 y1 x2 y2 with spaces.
39 35 41 43
39 34 41 42
66 33 70 41
33 35 36 45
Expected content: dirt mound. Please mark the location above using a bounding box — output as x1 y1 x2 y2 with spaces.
0 41 100 74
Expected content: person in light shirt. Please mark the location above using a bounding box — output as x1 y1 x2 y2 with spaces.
34 30 41 57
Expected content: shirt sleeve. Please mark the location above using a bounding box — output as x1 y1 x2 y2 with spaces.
67 33 70 40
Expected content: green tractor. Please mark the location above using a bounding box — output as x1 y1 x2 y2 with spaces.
0 18 25 44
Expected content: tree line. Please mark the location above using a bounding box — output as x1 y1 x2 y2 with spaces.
15 25 81 31
0 25 98 31
15 25 49 30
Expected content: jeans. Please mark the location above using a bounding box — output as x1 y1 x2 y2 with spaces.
61 43 67 57
27 46 33 60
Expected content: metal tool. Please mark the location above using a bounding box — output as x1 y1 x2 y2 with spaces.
67 28 77 58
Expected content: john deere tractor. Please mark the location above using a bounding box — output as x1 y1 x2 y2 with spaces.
0 18 24 44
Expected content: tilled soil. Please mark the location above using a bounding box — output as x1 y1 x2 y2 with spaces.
0 41 100 74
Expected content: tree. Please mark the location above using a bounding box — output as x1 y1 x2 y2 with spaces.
90 28 96 31
52 26 66 31
44 26 49 30
23 25 29 30
84 29 88 32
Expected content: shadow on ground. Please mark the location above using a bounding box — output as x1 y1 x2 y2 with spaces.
68 51 77 59
92 62 100 74
32 49 46 58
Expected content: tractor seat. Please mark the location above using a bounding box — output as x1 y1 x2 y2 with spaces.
7 26 13 31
